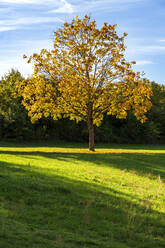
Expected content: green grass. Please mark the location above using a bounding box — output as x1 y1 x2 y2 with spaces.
0 142 165 247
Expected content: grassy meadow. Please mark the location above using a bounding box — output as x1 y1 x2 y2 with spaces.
0 141 165 248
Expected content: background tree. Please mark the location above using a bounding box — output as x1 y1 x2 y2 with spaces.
0 69 24 122
19 15 152 151
145 81 165 142
0 69 34 140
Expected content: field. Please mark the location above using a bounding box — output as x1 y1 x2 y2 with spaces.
0 142 165 248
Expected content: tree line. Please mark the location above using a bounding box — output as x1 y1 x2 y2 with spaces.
0 69 164 145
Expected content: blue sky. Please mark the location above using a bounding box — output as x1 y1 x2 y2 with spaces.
0 0 165 84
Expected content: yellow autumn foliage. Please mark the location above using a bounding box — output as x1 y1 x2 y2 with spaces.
17 15 152 132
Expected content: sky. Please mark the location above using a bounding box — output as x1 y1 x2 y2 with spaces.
0 0 165 84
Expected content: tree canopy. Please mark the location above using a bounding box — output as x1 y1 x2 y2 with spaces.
0 69 25 122
19 15 152 151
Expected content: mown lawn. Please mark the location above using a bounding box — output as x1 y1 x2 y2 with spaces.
0 142 165 248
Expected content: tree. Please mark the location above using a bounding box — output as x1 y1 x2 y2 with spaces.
0 69 34 140
146 81 165 142
0 69 24 122
19 15 152 151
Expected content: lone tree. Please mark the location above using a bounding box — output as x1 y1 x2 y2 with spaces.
19 15 152 151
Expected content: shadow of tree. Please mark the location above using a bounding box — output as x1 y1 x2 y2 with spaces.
0 158 165 248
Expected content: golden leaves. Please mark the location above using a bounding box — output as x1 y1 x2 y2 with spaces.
19 15 152 126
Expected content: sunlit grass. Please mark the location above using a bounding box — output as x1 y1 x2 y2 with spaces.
0 141 165 247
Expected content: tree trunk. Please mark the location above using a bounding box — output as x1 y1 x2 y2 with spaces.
87 103 95 151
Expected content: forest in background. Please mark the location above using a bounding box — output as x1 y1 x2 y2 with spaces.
0 69 165 144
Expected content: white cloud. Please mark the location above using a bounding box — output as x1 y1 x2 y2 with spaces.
0 16 63 32
1 0 40 3
50 0 144 14
0 39 53 53
1 0 143 3
1 0 144 10
126 41 165 57
0 0 61 4
89 0 143 3
135 60 153 66
1 0 48 4
0 26 17 32
137 45 165 53
0 16 63 26
159 39 165 42
51 0 74 14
